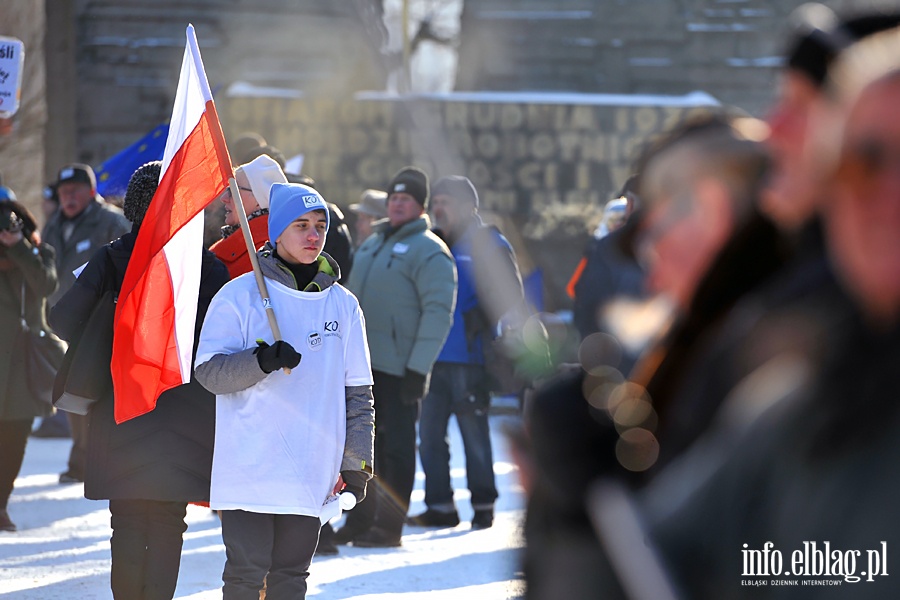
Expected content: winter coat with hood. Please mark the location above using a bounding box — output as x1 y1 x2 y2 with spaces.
345 214 456 378
49 231 229 501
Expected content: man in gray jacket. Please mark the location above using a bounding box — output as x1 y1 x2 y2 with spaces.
40 163 130 479
339 166 457 548
43 164 131 308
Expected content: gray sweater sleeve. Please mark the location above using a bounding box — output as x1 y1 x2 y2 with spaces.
195 348 268 395
342 385 375 475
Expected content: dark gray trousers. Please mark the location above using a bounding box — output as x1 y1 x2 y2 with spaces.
220 510 320 600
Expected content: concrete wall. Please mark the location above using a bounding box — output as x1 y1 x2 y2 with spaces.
0 0 47 224
219 91 719 310
457 0 900 117
6 0 900 296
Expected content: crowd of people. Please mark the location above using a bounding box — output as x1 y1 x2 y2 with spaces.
2 4 900 599
0 137 537 598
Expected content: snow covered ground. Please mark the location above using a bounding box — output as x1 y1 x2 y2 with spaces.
0 412 526 599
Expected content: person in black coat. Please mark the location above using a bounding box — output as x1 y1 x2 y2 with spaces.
49 162 229 600
0 193 58 532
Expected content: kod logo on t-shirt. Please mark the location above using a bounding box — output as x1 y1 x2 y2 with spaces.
307 331 323 351
324 320 342 339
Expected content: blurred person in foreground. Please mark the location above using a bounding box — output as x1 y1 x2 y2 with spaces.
760 5 900 231
632 6 900 473
349 188 388 248
641 28 900 600
523 8 900 599
522 114 774 600
49 162 229 599
195 183 374 598
0 191 57 532
338 166 456 548
39 163 130 470
618 7 900 473
411 175 525 530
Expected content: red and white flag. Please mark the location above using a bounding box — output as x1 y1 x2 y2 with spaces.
111 24 232 423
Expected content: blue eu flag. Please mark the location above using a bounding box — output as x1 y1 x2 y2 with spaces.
94 123 169 198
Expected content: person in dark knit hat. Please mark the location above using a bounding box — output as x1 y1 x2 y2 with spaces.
339 166 456 548
195 182 374 597
387 166 430 209
49 161 229 600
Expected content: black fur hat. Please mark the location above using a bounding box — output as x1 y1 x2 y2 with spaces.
124 161 162 228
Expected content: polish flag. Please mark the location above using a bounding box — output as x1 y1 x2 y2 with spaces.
111 24 232 423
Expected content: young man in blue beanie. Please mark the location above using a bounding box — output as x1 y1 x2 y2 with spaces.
195 182 374 599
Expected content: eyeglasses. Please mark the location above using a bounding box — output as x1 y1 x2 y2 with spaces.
225 186 254 199
837 137 900 187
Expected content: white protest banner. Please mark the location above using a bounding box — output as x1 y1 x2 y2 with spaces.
0 36 24 118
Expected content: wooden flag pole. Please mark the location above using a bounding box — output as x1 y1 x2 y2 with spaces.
228 176 291 374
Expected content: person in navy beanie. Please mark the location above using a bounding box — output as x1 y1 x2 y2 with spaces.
338 166 456 548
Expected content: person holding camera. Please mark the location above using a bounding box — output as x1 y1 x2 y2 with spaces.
0 187 58 532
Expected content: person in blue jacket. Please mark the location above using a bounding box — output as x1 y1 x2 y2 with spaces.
412 175 526 530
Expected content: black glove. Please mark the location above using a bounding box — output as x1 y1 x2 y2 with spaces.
341 470 369 504
254 340 301 374
400 369 427 405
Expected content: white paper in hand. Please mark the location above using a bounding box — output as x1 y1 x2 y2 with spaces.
320 493 342 525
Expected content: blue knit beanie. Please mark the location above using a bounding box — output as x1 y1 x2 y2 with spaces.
268 182 330 246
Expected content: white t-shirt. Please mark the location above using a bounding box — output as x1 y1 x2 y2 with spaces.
196 274 373 516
